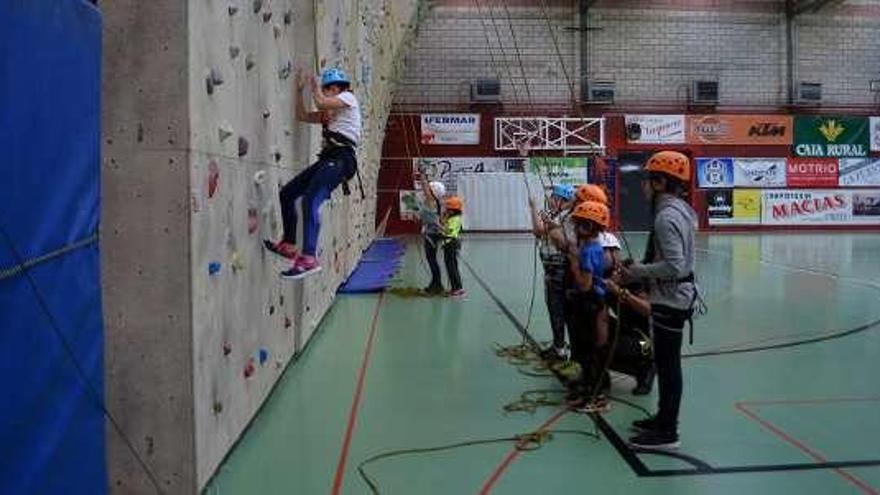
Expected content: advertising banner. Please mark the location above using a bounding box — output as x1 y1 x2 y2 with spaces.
687 114 792 145
708 189 761 225
852 191 880 221
696 158 734 188
625 115 685 144
786 157 839 187
732 158 787 188
793 116 869 157
706 189 733 219
839 158 880 187
871 117 880 152
762 190 850 225
414 157 507 193
529 157 589 185
399 190 422 221
420 113 480 145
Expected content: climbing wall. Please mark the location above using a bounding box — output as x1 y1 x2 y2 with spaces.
103 0 423 492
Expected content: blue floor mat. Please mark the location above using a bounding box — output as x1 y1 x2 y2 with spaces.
338 238 404 293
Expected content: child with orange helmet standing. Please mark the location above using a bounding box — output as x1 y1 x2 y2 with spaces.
441 196 465 297
564 200 613 411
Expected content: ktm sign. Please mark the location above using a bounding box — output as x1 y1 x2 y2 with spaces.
686 115 793 145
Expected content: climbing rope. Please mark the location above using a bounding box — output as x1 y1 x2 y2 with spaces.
356 427 599 494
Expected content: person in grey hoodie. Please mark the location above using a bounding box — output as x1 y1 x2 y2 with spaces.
620 150 697 450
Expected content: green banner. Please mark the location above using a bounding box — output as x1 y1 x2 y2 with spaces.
528 157 588 185
794 116 869 157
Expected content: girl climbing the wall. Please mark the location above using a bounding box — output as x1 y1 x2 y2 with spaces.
264 66 362 279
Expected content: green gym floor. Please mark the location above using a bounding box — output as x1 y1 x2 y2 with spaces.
205 233 880 495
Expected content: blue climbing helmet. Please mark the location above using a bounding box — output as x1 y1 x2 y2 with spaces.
551 184 575 201
320 67 350 87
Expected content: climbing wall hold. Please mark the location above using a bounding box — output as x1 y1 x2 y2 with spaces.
223 342 232 356
258 348 269 366
283 10 292 25
218 126 233 142
244 358 255 378
269 305 275 315
238 137 249 157
247 208 259 234
279 295 284 306
278 61 292 80
229 46 241 59
205 69 224 95
245 54 255 71
273 150 282 163
273 25 282 39
253 170 267 185
207 160 220 198
208 261 222 276
212 401 223 415
228 5 238 16
284 316 292 328
274 359 283 370
231 251 245 273
263 11 273 23
252 0 262 14
262 110 271 119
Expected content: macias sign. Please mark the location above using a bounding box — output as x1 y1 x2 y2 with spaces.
793 116 869 157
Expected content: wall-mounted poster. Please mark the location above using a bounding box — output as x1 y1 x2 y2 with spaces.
839 158 880 187
793 116 869 157
696 158 734 188
420 114 480 145
786 158 839 188
687 115 792 145
624 115 685 144
732 158 786 188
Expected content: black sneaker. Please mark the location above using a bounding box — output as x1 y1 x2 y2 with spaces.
631 415 662 432
423 284 444 295
628 429 680 450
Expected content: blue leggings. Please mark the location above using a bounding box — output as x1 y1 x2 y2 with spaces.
279 148 355 256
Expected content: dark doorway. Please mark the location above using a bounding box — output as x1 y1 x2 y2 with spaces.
617 152 652 232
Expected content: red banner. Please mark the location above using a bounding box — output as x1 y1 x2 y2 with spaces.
786 158 839 187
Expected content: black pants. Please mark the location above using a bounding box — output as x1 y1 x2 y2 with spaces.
424 235 443 289
543 264 567 348
442 239 462 291
279 147 356 254
651 304 689 430
567 291 606 390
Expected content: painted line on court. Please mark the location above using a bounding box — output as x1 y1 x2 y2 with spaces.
331 293 385 495
736 402 879 494
478 409 569 495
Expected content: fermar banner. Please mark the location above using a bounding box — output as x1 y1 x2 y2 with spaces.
420 113 480 145
839 158 880 187
732 158 786 188
793 116 869 157
687 115 792 145
624 115 685 144
786 157 839 187
529 157 588 185
871 117 880 151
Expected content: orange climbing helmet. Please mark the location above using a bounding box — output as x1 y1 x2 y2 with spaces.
645 151 691 183
444 196 463 211
575 184 608 205
571 200 610 229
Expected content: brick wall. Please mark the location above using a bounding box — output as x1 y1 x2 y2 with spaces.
394 0 880 110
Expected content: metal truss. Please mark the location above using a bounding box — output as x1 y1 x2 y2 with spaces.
494 117 605 155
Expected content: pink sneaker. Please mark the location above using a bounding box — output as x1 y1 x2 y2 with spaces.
281 255 321 280
449 288 466 298
264 239 299 261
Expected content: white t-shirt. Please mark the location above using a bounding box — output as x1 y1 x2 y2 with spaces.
599 232 621 250
327 91 361 145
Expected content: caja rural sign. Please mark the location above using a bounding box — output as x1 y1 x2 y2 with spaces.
687 115 792 145
793 116 869 157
